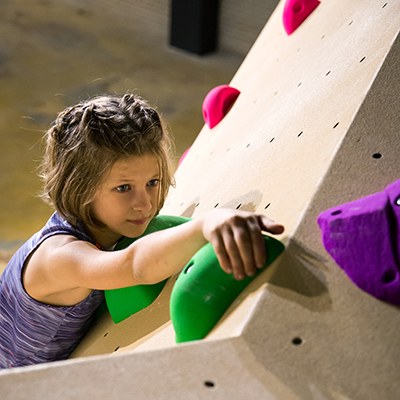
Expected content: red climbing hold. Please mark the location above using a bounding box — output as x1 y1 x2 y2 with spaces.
202 85 240 129
282 0 320 35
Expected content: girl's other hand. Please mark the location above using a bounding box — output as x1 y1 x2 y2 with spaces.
200 209 284 280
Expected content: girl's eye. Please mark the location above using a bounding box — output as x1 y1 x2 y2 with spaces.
116 184 130 193
147 179 159 187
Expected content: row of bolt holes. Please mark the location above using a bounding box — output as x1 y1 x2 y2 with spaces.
275 1 389 89
103 335 303 360
290 1 387 50
214 56 374 152
207 122 383 164
181 201 272 210
104 337 303 361
99 337 302 353
218 126 382 159
190 202 272 210
252 4 390 148
191 149 383 210
215 122 341 155
271 55 367 98
230 17 372 149
273 4 392 93
102 332 121 352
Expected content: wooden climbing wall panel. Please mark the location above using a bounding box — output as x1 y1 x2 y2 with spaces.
1 1 400 399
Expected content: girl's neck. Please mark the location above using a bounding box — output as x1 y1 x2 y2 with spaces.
85 224 124 251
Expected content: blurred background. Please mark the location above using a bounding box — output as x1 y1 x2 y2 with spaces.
0 0 278 267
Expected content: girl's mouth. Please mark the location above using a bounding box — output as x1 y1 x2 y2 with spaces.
128 218 148 225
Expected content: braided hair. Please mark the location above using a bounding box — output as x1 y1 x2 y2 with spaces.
40 94 174 228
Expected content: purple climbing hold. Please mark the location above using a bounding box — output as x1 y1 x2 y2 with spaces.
318 179 400 306
283 0 320 35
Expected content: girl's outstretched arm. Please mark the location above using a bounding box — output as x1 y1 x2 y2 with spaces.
133 209 284 282
23 209 284 306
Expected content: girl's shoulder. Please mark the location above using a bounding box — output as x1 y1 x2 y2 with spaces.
41 212 96 245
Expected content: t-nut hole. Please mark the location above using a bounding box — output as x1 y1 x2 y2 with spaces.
331 210 342 216
292 337 303 346
185 261 195 274
204 381 215 388
382 270 397 284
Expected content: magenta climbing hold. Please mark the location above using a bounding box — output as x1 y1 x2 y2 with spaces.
178 147 191 167
282 0 320 35
317 179 400 306
202 85 240 129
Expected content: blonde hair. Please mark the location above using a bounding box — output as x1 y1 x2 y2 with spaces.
40 94 175 228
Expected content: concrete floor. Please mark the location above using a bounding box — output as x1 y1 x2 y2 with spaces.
0 0 242 268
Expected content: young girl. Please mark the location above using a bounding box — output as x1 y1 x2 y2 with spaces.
0 94 284 368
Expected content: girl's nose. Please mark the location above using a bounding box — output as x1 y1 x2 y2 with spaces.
131 190 152 213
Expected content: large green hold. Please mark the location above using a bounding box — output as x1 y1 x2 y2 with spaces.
105 215 191 324
170 236 285 343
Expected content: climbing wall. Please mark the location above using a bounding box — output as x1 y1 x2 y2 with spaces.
1 0 400 399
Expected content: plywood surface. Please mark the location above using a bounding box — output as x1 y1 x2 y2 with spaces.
1 1 400 399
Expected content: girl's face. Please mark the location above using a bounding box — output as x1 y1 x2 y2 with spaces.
88 154 160 249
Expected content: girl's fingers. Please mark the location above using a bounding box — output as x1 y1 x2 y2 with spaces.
204 210 285 281
211 231 233 274
221 226 246 280
232 223 258 277
258 215 285 234
247 217 267 269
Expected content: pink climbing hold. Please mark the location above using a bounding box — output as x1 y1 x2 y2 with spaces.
178 147 191 167
202 85 240 129
282 0 320 35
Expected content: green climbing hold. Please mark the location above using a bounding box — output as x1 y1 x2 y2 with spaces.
170 235 285 343
105 215 191 324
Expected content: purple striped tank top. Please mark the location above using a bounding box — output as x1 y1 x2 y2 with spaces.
0 212 105 368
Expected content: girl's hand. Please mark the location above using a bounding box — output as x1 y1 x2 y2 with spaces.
199 209 284 280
